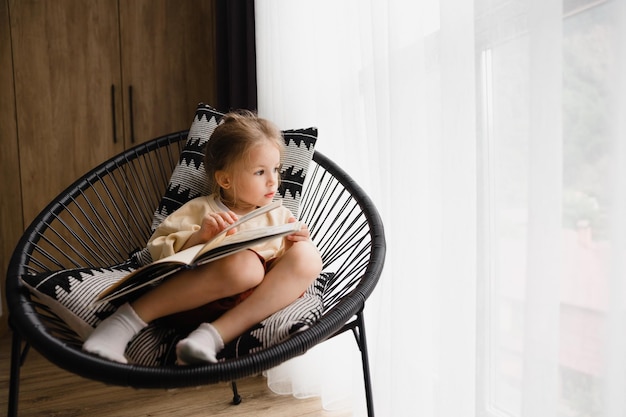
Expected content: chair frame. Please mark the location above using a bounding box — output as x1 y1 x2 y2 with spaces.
5 130 386 417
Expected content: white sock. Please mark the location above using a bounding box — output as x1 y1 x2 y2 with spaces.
82 303 147 363
176 323 224 365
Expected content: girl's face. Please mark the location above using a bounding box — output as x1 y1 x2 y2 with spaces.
221 140 281 213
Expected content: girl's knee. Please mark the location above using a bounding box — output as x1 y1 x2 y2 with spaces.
217 250 265 290
286 241 323 278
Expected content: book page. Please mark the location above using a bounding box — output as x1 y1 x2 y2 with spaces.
193 221 302 263
145 200 284 266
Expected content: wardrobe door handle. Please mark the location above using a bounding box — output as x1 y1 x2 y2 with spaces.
128 85 135 144
111 85 118 143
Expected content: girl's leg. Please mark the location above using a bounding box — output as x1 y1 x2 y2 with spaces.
176 240 322 364
215 241 322 341
83 250 264 363
131 250 264 322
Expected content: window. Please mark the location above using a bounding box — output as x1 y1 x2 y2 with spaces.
477 1 616 416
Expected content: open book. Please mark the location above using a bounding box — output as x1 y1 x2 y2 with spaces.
95 201 301 305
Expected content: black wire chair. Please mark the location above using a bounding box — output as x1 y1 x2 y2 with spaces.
5 130 386 417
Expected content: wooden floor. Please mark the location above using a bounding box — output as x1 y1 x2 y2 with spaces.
0 331 351 417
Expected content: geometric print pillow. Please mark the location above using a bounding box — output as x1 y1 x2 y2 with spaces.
279 126 318 215
149 103 223 231
20 265 330 367
133 103 317 267
132 103 317 266
150 103 318 232
19 260 140 341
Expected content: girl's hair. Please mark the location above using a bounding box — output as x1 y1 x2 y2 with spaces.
204 110 284 196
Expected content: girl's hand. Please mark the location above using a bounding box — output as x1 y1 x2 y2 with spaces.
186 211 238 248
285 217 311 243
201 211 239 239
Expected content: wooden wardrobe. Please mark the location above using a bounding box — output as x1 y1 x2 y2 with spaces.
0 0 218 333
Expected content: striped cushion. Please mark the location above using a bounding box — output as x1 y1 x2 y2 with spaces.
21 267 329 366
129 272 330 366
20 261 139 340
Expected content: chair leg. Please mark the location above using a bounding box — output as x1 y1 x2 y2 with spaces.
8 330 28 417
231 381 242 405
352 310 375 417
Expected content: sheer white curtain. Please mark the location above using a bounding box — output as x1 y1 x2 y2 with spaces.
255 0 626 416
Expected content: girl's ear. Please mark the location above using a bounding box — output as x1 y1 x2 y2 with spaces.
215 170 232 189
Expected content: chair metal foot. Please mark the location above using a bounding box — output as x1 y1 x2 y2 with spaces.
352 311 375 417
231 381 242 405
8 330 28 417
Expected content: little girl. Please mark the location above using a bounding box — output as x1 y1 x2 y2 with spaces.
83 110 323 364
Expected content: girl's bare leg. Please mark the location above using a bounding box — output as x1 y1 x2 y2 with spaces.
176 240 322 364
132 250 264 322
83 250 263 363
214 240 322 341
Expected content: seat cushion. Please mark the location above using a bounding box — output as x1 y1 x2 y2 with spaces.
20 261 139 340
21 265 330 366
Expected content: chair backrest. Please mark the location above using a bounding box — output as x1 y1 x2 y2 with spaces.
6 130 386 388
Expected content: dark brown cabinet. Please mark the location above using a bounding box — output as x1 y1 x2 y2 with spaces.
0 0 218 331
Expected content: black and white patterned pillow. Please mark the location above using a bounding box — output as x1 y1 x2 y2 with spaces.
20 266 328 366
151 103 317 231
20 261 139 340
150 104 222 231
133 103 317 266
